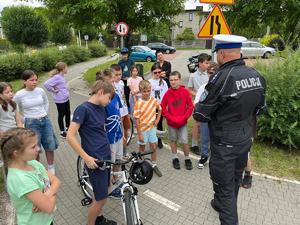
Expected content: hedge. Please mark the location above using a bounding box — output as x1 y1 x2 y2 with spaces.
256 49 300 150
0 45 103 81
88 43 107 57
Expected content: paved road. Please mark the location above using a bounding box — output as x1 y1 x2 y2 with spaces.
39 52 299 225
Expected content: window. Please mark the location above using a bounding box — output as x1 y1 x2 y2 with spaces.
179 21 183 28
189 13 193 21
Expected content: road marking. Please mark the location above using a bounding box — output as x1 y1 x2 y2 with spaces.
143 190 181 212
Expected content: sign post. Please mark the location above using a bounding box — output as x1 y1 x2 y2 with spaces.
198 1 235 61
115 22 129 49
84 35 89 49
197 5 231 38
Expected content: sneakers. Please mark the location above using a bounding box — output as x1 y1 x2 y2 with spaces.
157 138 163 149
241 175 252 189
95 215 117 225
153 165 162 177
198 156 208 169
185 159 193 170
190 146 200 155
210 199 220 212
172 158 180 170
109 187 122 200
60 131 67 139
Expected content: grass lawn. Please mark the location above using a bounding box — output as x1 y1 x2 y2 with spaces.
163 118 300 181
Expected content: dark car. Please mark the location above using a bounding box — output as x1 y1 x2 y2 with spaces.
147 42 176 54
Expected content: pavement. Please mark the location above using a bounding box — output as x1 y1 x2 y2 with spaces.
38 52 300 225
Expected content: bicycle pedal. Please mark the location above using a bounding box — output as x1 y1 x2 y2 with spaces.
81 197 92 206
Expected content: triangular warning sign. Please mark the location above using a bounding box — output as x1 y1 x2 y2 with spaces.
198 5 231 39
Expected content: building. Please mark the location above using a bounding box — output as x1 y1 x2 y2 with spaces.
171 2 212 48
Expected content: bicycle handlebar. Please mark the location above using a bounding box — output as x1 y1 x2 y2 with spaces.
95 150 153 169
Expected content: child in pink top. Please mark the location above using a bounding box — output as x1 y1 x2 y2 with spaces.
127 66 143 119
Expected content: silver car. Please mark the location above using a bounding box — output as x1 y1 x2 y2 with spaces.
241 41 276 58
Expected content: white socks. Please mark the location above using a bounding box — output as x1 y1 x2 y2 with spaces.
48 164 55 175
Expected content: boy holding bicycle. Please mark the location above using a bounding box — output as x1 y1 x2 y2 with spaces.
67 80 117 225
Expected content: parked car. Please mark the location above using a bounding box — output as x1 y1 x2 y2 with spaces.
129 45 156 62
241 41 276 58
147 42 176 54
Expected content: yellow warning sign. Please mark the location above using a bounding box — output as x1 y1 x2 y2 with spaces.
199 0 235 4
197 5 231 39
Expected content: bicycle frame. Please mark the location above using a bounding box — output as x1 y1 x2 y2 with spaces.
77 151 153 225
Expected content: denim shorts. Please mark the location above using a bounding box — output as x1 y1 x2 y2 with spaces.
137 127 158 145
86 164 111 201
25 116 58 151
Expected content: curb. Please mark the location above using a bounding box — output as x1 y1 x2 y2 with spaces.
162 142 300 185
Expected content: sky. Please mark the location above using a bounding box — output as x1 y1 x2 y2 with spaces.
0 0 211 12
0 0 43 12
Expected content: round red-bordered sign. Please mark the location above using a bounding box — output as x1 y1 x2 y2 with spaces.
115 22 129 36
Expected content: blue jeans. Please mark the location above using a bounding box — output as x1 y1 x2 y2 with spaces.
25 116 58 151
199 122 209 157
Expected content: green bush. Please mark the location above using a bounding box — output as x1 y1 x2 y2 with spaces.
66 46 91 62
0 53 30 81
255 49 300 149
61 48 78 65
260 34 285 51
36 48 62 71
88 43 107 57
0 39 10 53
27 53 43 72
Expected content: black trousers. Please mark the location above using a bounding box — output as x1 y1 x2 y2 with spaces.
55 100 71 132
122 79 130 110
209 140 251 225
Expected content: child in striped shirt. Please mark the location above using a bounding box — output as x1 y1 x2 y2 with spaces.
134 80 162 177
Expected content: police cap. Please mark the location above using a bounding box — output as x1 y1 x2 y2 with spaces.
213 34 247 52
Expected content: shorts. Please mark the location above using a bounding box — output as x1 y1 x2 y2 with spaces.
110 139 123 163
86 162 111 201
168 125 188 144
122 114 131 131
25 116 58 151
137 127 157 145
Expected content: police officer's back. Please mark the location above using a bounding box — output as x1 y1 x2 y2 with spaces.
193 34 266 225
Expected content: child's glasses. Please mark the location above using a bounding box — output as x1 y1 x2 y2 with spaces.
153 71 161 75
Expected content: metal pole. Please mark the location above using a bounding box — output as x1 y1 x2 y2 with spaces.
78 30 82 47
120 36 123 49
212 38 216 63
85 40 88 49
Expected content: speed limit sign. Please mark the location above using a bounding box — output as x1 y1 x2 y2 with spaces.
116 22 129 36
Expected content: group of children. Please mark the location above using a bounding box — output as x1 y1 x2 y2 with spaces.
0 51 253 225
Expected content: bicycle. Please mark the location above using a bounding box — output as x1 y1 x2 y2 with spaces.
77 151 153 225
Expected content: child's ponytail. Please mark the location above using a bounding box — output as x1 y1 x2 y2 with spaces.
50 62 67 77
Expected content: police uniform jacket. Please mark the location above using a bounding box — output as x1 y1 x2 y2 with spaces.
193 58 266 145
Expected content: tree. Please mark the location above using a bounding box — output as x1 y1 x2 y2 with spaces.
50 24 72 45
224 0 300 46
1 6 49 46
176 28 195 41
36 0 185 44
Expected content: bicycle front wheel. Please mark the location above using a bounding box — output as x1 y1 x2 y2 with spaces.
77 156 94 199
124 188 139 225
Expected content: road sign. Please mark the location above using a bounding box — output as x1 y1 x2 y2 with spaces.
199 0 235 4
116 22 129 36
197 5 231 39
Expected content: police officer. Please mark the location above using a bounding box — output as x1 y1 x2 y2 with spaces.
193 34 266 225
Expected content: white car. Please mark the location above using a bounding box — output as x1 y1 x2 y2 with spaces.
241 41 276 58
